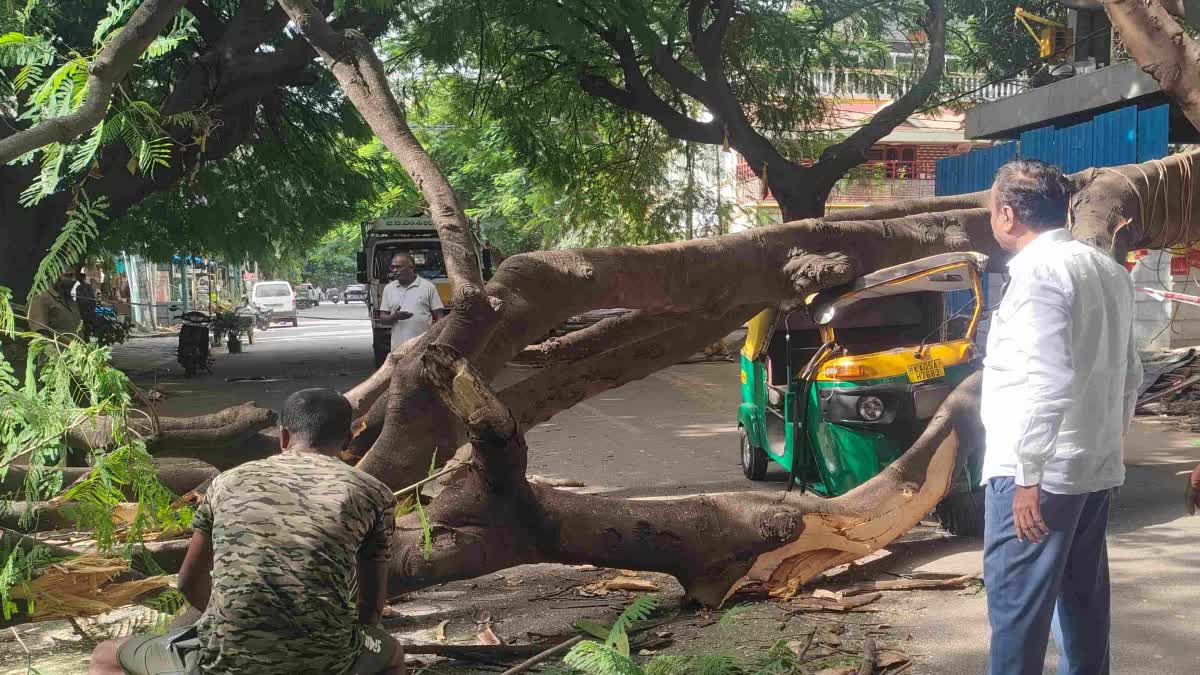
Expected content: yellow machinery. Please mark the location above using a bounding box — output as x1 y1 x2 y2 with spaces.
1015 7 1072 61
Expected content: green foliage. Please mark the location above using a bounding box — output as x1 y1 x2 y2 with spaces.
606 593 658 653
563 594 658 674
394 452 439 560
564 640 645 675
298 224 361 289
0 287 190 621
946 0 1062 79
560 595 817 675
0 539 52 620
28 192 106 302
718 603 752 629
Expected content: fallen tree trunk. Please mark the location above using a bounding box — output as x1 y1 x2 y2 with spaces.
1 459 217 500
383 346 981 606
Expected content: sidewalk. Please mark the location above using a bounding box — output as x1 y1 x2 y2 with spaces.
884 417 1200 674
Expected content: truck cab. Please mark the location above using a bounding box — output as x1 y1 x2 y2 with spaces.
358 216 490 365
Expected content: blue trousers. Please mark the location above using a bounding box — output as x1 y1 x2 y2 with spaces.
984 477 1112 675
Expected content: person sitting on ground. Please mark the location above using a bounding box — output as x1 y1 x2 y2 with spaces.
89 388 405 675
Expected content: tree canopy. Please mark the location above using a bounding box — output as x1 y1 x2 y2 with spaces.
1 0 1055 300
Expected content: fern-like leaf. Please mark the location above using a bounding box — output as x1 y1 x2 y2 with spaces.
26 193 105 302
18 141 63 206
141 14 196 60
93 0 138 48
27 56 85 110
69 119 106 174
606 593 658 654
562 640 645 675
0 31 54 68
0 287 13 334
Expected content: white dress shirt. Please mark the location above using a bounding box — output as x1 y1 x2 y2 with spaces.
981 228 1142 494
379 276 444 348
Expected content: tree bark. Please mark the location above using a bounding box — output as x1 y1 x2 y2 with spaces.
386 346 981 606
277 0 483 290
1100 0 1200 133
0 459 217 500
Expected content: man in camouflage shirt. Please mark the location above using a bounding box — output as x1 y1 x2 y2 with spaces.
90 388 404 675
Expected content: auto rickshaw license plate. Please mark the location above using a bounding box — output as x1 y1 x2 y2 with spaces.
906 359 945 383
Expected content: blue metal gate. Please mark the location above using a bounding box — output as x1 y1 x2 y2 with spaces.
935 102 1170 196
933 102 1170 323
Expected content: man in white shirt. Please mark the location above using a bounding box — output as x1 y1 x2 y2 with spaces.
981 159 1141 675
379 253 445 349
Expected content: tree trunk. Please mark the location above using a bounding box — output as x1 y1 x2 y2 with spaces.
0 167 69 301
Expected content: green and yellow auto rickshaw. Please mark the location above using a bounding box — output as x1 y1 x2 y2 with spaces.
737 252 987 535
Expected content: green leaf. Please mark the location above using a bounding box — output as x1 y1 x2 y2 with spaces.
141 14 196 60
93 0 138 47
574 618 610 641
562 640 644 675
606 594 657 651
26 192 105 301
69 118 105 174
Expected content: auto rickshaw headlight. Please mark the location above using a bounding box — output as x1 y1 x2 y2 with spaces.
857 395 885 422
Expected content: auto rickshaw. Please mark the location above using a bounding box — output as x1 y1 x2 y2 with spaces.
737 252 988 535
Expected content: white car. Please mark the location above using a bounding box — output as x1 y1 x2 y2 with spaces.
251 281 298 327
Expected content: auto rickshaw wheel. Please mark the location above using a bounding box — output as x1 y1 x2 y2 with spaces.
740 428 768 481
936 487 986 537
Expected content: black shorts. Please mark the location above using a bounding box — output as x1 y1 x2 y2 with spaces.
118 624 399 675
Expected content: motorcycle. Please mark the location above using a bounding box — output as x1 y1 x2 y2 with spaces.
176 310 214 377
85 303 132 346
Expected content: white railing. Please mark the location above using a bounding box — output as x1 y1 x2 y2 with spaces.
809 70 1025 103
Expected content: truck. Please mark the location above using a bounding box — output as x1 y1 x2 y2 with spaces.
357 216 492 366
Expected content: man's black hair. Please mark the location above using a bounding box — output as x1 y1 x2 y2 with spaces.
279 388 352 447
992 159 1072 232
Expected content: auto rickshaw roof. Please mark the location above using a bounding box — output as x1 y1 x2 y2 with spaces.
809 251 988 325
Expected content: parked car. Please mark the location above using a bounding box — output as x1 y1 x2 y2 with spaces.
251 280 298 326
343 284 367 304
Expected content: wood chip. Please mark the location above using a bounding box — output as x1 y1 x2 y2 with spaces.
579 575 660 596
841 573 980 597
877 648 912 669
791 591 882 613
474 610 503 646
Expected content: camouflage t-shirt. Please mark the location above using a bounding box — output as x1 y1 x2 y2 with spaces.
190 451 395 675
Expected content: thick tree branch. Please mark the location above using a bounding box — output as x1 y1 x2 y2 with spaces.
516 310 687 365
817 0 946 183
578 29 724 145
1100 0 1200 132
279 0 484 290
185 0 224 43
0 0 186 164
389 347 981 607
502 306 760 428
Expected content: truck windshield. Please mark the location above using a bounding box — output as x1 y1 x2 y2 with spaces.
255 284 290 298
376 246 447 280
